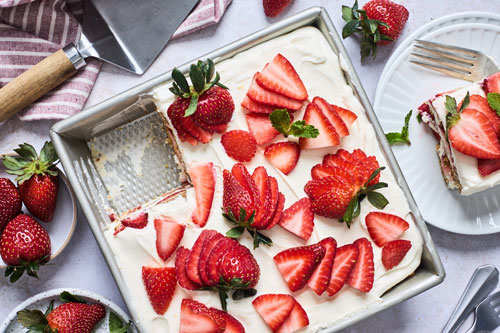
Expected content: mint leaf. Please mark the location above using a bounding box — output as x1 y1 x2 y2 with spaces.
269 109 319 139
269 109 291 135
288 120 319 138
487 92 500 117
416 113 423 124
458 91 470 113
109 311 130 333
385 110 412 145
445 95 457 115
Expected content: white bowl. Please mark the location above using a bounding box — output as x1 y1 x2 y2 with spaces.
0 153 77 268
0 288 137 332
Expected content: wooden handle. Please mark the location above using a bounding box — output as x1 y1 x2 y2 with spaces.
0 49 78 122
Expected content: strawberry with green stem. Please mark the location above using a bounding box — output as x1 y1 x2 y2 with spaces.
3 142 59 222
17 291 106 333
342 0 409 60
0 177 22 233
1 214 51 282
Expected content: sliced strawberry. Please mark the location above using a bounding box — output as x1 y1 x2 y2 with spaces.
251 167 273 229
142 266 177 315
154 216 185 261
365 212 409 247
180 299 225 333
168 100 199 146
332 104 358 127
252 294 295 331
198 233 225 286
188 162 216 227
175 247 202 290
352 148 367 161
326 244 359 296
177 112 213 144
460 94 500 136
483 72 500 93
307 237 337 295
265 191 285 230
278 198 314 240
186 230 218 285
310 164 355 184
114 211 149 235
313 97 349 137
256 54 308 101
193 116 228 134
220 244 260 288
221 130 257 162
299 103 340 149
310 187 354 219
448 108 500 159
241 95 277 114
323 153 364 188
264 142 300 175
223 169 254 220
347 238 374 293
273 243 325 292
275 299 309 333
478 158 500 176
247 73 303 111
259 176 280 229
363 155 381 186
382 239 412 270
210 308 245 333
245 112 280 145
206 237 239 285
232 163 260 209
304 176 353 201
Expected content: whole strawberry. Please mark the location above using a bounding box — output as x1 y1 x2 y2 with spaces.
0 178 22 232
342 0 409 60
167 59 234 144
17 291 106 333
263 0 292 17
3 142 59 222
1 214 51 282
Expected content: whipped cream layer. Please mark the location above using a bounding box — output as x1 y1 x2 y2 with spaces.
430 83 500 195
102 27 423 332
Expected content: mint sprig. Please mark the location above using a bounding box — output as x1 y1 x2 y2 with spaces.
269 109 319 139
487 92 500 116
109 311 131 333
444 92 470 139
385 110 412 145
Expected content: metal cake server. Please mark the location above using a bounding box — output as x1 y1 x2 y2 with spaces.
442 265 499 333
0 0 198 122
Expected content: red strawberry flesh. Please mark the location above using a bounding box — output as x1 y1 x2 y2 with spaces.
382 239 412 270
307 237 337 295
326 244 359 296
365 211 409 247
188 162 216 227
247 73 303 110
142 266 177 315
221 130 257 162
252 294 295 331
154 216 185 261
347 238 374 293
175 247 202 290
278 197 314 240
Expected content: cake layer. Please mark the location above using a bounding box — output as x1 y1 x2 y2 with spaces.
102 26 423 332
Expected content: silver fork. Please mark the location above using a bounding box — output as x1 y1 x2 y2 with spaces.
466 290 500 333
410 40 500 82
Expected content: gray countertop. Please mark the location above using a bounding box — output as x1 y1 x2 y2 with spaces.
1 1 500 332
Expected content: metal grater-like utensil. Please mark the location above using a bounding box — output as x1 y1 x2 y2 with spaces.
89 98 184 216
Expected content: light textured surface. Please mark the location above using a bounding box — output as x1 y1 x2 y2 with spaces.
1 1 500 332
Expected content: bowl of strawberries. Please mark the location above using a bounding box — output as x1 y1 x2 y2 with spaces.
0 142 77 283
0 288 135 332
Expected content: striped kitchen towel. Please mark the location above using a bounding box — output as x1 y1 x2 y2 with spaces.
0 0 232 121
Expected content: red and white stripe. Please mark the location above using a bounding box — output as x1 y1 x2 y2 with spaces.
0 0 232 121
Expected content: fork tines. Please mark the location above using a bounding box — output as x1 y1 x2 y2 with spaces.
410 39 478 80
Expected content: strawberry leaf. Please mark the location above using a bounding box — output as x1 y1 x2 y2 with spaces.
172 68 190 94
342 5 354 22
487 92 500 116
270 109 319 138
44 300 54 317
226 226 245 238
445 95 458 115
17 309 49 328
184 95 199 117
60 291 86 304
342 20 360 38
109 311 130 333
385 110 412 145
189 64 205 94
366 191 389 209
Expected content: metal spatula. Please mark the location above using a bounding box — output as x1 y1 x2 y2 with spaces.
0 0 198 122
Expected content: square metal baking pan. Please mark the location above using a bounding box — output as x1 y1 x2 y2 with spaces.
50 7 445 332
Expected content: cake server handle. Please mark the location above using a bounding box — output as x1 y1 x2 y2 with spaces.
442 265 499 333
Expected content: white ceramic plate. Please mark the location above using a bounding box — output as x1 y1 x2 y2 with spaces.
0 288 137 332
0 154 77 267
374 12 500 235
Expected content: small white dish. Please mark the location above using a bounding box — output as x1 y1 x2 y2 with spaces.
0 153 77 268
0 288 137 332
374 12 500 235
